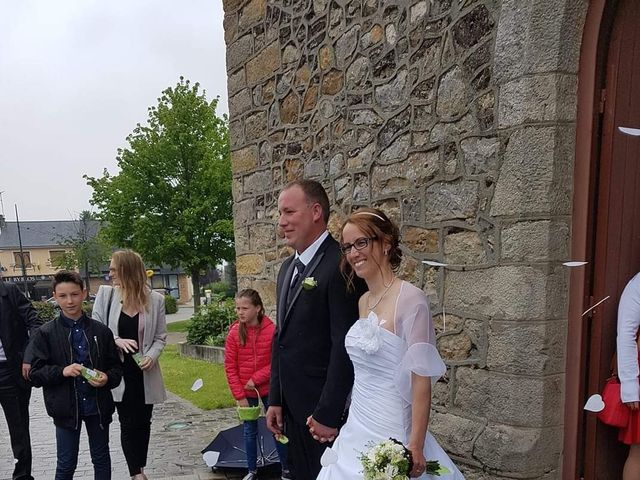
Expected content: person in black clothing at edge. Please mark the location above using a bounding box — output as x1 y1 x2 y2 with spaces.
0 279 42 480
27 271 122 480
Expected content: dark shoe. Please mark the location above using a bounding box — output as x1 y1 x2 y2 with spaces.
242 472 258 480
281 469 294 480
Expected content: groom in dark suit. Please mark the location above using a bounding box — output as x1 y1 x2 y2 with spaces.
266 180 363 480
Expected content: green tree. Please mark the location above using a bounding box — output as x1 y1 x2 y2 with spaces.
85 77 234 309
223 260 238 294
52 210 110 298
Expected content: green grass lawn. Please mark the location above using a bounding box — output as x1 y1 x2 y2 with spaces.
160 344 235 410
166 319 191 333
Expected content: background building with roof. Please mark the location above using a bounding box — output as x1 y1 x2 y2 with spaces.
0 220 91 299
0 220 192 303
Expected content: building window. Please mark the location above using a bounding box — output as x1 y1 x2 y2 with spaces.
13 251 33 270
49 250 66 267
151 273 164 290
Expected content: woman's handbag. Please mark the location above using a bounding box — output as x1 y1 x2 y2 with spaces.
105 286 114 324
597 375 631 428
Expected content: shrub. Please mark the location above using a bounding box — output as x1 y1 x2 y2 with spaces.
32 301 93 321
82 301 93 317
203 281 236 299
187 298 235 346
32 301 57 321
165 295 178 314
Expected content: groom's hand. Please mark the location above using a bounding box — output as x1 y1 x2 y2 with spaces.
266 406 284 435
306 416 337 443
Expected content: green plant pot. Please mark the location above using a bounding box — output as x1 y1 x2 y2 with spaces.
236 406 261 421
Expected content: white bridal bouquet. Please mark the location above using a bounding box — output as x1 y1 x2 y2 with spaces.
360 438 450 479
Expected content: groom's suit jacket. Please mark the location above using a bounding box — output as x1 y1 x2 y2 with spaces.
269 234 364 428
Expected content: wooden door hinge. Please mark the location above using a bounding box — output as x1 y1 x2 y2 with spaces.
599 88 607 114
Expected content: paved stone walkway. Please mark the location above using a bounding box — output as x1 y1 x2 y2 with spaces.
0 389 278 480
166 306 194 325
0 308 284 480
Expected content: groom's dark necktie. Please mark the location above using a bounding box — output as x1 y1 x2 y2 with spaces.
287 258 306 306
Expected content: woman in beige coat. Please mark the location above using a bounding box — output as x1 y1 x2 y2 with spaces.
93 249 167 480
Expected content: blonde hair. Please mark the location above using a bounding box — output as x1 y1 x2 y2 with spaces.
112 249 150 312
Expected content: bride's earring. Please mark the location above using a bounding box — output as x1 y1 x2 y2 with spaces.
384 249 389 256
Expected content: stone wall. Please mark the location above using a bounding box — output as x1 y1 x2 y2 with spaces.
178 342 225 364
223 0 589 478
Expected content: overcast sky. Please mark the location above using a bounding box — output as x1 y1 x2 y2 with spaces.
0 0 228 221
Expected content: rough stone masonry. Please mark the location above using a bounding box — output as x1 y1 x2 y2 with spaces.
223 0 589 478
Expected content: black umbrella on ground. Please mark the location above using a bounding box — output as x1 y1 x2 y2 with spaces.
202 417 281 472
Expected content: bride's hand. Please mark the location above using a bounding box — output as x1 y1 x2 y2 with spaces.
407 442 426 477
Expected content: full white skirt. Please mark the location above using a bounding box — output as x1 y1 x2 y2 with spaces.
316 323 464 480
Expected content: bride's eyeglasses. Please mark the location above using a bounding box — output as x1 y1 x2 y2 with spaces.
340 237 376 255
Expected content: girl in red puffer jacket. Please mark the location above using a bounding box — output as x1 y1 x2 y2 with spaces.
224 289 290 480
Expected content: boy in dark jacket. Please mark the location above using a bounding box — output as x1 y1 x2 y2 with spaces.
27 271 122 480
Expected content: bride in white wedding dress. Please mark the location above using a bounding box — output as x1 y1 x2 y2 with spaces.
315 208 464 480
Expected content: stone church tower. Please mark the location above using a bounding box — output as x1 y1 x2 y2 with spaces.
222 1 640 478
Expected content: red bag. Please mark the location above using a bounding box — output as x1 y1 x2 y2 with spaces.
597 376 631 428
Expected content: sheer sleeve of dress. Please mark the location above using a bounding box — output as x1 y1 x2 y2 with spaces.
394 282 446 403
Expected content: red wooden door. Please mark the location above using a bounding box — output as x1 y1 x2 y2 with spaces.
584 0 640 477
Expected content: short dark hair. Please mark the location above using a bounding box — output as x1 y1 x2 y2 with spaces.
284 179 330 223
52 270 84 292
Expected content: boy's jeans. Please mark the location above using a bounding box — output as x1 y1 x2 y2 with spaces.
244 396 289 473
55 415 111 480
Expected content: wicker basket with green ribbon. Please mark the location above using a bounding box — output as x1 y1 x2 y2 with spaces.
236 388 262 421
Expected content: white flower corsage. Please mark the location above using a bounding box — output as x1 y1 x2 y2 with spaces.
352 311 385 354
302 277 317 290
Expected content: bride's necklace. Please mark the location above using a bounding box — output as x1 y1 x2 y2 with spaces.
367 277 396 312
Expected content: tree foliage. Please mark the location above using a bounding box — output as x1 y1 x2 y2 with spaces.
85 78 234 307
52 210 110 297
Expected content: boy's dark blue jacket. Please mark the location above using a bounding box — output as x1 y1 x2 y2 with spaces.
26 314 123 429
